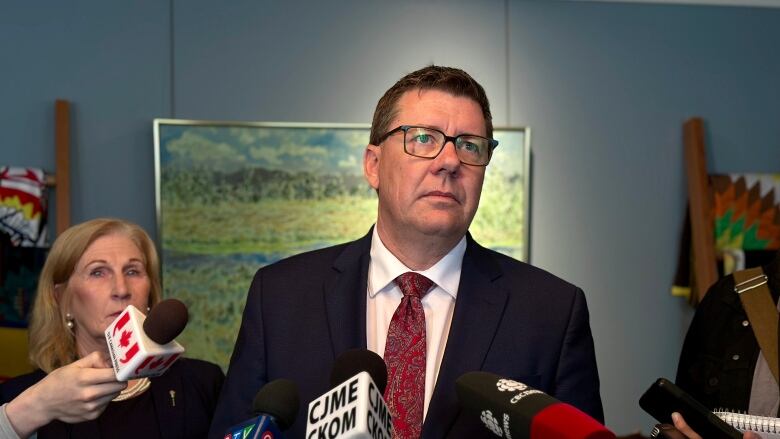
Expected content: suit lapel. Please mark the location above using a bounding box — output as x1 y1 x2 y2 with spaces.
323 229 373 357
423 237 508 439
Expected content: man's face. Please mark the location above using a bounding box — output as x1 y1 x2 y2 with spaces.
364 89 487 243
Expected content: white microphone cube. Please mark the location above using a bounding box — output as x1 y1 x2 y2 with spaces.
306 371 392 439
104 305 185 381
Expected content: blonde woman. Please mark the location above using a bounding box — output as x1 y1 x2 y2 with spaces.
0 218 223 439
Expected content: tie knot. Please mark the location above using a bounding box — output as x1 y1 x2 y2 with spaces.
394 272 434 299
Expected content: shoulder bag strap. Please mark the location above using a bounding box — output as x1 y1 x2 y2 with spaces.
734 266 779 384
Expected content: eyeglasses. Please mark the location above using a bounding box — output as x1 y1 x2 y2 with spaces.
376 125 499 166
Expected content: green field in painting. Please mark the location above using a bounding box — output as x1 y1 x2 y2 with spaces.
163 197 378 255
165 180 523 369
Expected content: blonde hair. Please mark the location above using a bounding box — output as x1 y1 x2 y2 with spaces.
28 218 162 372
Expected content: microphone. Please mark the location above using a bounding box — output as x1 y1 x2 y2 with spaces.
456 371 615 439
306 349 392 439
224 378 299 439
104 298 188 381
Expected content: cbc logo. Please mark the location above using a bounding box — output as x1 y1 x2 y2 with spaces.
480 410 503 437
496 378 527 393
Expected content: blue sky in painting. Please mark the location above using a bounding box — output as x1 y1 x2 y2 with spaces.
160 124 369 175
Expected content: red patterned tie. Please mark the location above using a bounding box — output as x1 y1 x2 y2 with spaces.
383 272 434 439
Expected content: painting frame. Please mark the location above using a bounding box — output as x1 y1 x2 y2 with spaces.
153 119 531 368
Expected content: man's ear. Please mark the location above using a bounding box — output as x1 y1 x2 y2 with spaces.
363 144 381 190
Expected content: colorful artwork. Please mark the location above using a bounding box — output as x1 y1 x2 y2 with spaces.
0 167 49 328
0 167 48 247
154 120 529 370
712 174 780 251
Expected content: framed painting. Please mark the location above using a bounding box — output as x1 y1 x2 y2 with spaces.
154 119 530 369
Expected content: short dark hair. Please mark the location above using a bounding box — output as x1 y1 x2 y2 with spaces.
369 65 494 146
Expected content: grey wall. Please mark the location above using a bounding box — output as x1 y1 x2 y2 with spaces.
510 1 780 433
0 2 170 229
2 0 779 434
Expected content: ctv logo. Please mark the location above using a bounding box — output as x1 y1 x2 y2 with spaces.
225 425 274 439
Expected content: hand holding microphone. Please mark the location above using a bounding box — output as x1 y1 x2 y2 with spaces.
4 351 126 438
456 371 615 439
104 298 188 381
670 413 761 439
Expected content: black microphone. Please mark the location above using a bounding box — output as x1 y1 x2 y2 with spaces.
224 378 300 438
329 348 388 393
639 378 742 439
306 349 392 439
143 298 188 344
456 371 615 439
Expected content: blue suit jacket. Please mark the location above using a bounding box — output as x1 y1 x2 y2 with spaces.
209 231 603 438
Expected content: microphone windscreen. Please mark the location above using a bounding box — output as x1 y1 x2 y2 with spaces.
252 378 300 431
329 349 388 394
143 298 188 344
532 403 615 439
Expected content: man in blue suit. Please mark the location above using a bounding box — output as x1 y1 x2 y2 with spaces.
209 66 603 438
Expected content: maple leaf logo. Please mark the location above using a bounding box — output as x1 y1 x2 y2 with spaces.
119 330 132 348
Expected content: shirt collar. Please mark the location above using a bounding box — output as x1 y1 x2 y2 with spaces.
368 226 466 300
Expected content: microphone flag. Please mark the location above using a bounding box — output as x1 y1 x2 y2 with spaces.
104 305 185 381
306 371 392 439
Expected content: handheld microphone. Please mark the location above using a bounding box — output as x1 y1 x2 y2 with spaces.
224 378 299 439
639 378 741 439
306 349 392 439
456 371 615 439
104 298 188 381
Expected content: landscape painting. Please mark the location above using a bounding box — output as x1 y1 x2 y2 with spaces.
154 120 529 369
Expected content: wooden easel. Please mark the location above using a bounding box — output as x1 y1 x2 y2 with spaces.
43 99 71 235
683 117 718 305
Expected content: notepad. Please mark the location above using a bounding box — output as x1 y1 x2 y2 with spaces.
714 411 780 439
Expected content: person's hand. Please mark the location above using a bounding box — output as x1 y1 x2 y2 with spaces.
672 412 761 439
5 351 126 438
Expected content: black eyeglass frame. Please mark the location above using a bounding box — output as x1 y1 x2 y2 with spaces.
376 125 499 166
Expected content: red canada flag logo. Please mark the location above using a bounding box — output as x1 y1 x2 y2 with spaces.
162 353 180 369
120 343 139 364
148 356 166 370
135 356 154 374
112 311 131 336
119 330 132 348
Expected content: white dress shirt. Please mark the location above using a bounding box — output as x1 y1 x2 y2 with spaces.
365 226 466 419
